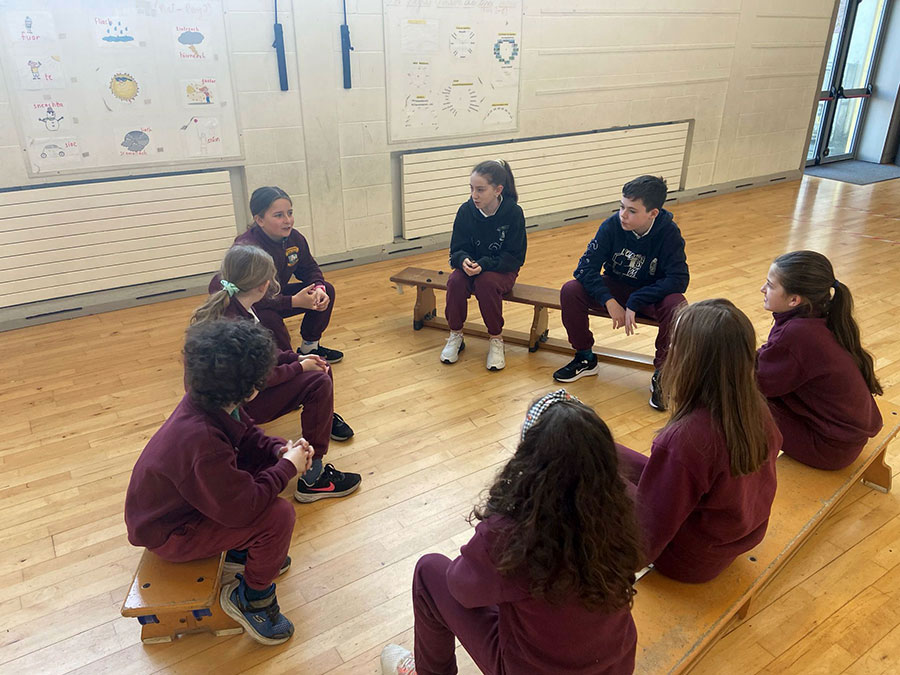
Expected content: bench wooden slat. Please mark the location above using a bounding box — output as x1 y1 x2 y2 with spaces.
633 401 899 673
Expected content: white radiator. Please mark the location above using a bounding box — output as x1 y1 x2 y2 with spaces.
400 122 689 239
0 171 237 309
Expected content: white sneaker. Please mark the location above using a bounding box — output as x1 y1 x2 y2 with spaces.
380 643 416 674
486 337 505 371
440 332 465 364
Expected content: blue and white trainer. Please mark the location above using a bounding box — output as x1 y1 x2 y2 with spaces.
220 574 294 646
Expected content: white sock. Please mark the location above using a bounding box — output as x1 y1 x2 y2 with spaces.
299 340 319 354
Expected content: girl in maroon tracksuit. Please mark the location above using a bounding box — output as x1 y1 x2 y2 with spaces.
757 250 883 470
381 391 643 675
617 299 782 583
212 186 342 361
192 245 361 503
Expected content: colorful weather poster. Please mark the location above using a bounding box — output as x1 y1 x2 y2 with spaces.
175 25 208 60
101 67 155 110
93 14 143 46
26 96 71 134
180 78 216 106
17 53 65 90
27 136 82 172
179 116 222 156
116 126 154 158
5 11 57 44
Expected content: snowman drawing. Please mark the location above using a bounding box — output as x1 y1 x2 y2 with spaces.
38 107 63 131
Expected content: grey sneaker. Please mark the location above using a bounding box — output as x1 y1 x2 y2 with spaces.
440 332 465 364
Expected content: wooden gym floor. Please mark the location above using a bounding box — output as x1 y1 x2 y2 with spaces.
1 175 899 674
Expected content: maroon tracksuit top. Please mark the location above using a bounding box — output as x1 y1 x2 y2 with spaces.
124 394 296 550
446 517 637 674
632 408 781 582
757 308 882 465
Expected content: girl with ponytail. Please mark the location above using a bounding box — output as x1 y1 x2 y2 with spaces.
757 250 883 470
192 246 362 502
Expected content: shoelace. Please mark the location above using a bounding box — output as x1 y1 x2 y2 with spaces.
322 463 344 480
264 599 284 624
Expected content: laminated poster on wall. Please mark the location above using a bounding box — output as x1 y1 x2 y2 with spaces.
24 93 72 134
401 19 439 53
179 115 222 157
92 12 143 47
16 49 65 90
101 65 154 111
115 125 155 160
26 135 82 172
174 23 209 61
4 10 56 44
180 77 217 107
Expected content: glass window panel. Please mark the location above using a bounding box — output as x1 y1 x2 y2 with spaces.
808 100 827 161
822 0 850 88
842 0 886 89
827 98 863 157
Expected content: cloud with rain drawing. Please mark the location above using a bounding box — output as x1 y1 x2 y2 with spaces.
178 30 205 56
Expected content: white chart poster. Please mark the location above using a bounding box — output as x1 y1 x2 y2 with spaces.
383 0 522 142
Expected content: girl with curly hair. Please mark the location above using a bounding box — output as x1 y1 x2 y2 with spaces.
381 390 643 674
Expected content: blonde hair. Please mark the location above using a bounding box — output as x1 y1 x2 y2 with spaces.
662 299 772 476
191 246 280 325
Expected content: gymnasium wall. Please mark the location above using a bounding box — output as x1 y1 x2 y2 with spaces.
0 0 836 263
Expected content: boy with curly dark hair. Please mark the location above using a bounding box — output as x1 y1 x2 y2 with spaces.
124 319 312 645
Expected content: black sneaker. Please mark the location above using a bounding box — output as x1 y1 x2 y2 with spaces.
553 353 600 382
222 549 291 581
219 574 294 646
294 463 361 503
298 344 343 363
330 412 354 441
649 369 666 411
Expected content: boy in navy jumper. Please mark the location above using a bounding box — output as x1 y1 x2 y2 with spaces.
124 319 312 645
553 175 689 410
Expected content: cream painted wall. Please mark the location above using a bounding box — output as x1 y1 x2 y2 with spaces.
0 0 836 260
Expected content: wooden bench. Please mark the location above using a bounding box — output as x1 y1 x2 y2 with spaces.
632 400 899 673
389 266 660 368
121 550 243 644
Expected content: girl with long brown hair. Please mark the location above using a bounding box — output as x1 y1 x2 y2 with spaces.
757 250 883 469
617 299 781 583
381 390 642 675
192 245 361 503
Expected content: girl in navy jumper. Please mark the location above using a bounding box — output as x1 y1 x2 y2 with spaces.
381 391 643 675
441 159 527 371
125 319 312 645
213 186 343 362
757 250 883 470
617 299 781 583
193 245 361 502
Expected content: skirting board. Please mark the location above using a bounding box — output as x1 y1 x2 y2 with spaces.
0 168 801 333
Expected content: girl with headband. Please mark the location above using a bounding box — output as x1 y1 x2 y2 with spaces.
192 245 361 503
381 390 642 674
617 299 781 583
440 158 527 371
757 250 883 469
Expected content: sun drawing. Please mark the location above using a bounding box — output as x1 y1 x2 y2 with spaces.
109 72 139 102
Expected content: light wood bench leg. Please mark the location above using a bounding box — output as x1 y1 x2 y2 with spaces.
136 605 242 643
862 446 893 493
413 286 436 330
528 306 549 352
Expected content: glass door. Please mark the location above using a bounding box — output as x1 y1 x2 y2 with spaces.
807 0 889 165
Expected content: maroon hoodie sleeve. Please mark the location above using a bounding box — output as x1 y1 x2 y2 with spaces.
634 433 709 564
447 520 531 608
757 339 807 398
178 427 296 528
291 233 325 286
252 290 294 314
267 351 303 387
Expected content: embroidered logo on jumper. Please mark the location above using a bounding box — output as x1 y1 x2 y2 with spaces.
488 224 507 252
612 248 646 279
285 246 299 267
649 257 658 275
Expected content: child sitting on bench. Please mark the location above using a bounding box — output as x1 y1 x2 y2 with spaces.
757 250 883 469
192 245 361 501
124 319 312 645
441 159 527 371
617 300 781 583
381 390 642 674
554 175 688 411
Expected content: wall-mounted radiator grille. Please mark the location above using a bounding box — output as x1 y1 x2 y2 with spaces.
400 122 690 239
0 171 236 309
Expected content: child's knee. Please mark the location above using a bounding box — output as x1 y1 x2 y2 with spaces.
268 498 296 538
414 553 452 589
321 280 335 300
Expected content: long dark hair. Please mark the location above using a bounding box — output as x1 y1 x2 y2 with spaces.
472 159 518 201
248 186 292 230
471 399 642 611
772 250 882 395
662 299 772 476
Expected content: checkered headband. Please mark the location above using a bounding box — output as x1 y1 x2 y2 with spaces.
520 389 582 440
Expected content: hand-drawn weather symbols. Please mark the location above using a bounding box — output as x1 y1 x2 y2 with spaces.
102 19 134 42
441 80 482 117
40 142 65 158
109 72 139 101
407 60 431 91
404 95 437 129
24 16 33 34
449 28 476 59
27 59 41 79
38 106 64 131
185 82 213 104
483 104 513 126
177 30 205 56
121 130 149 152
493 36 519 65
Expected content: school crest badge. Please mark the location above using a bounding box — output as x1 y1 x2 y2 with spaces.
285 246 299 267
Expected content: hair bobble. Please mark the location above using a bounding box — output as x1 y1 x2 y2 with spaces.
832 279 840 290
220 279 240 297
521 389 581 440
